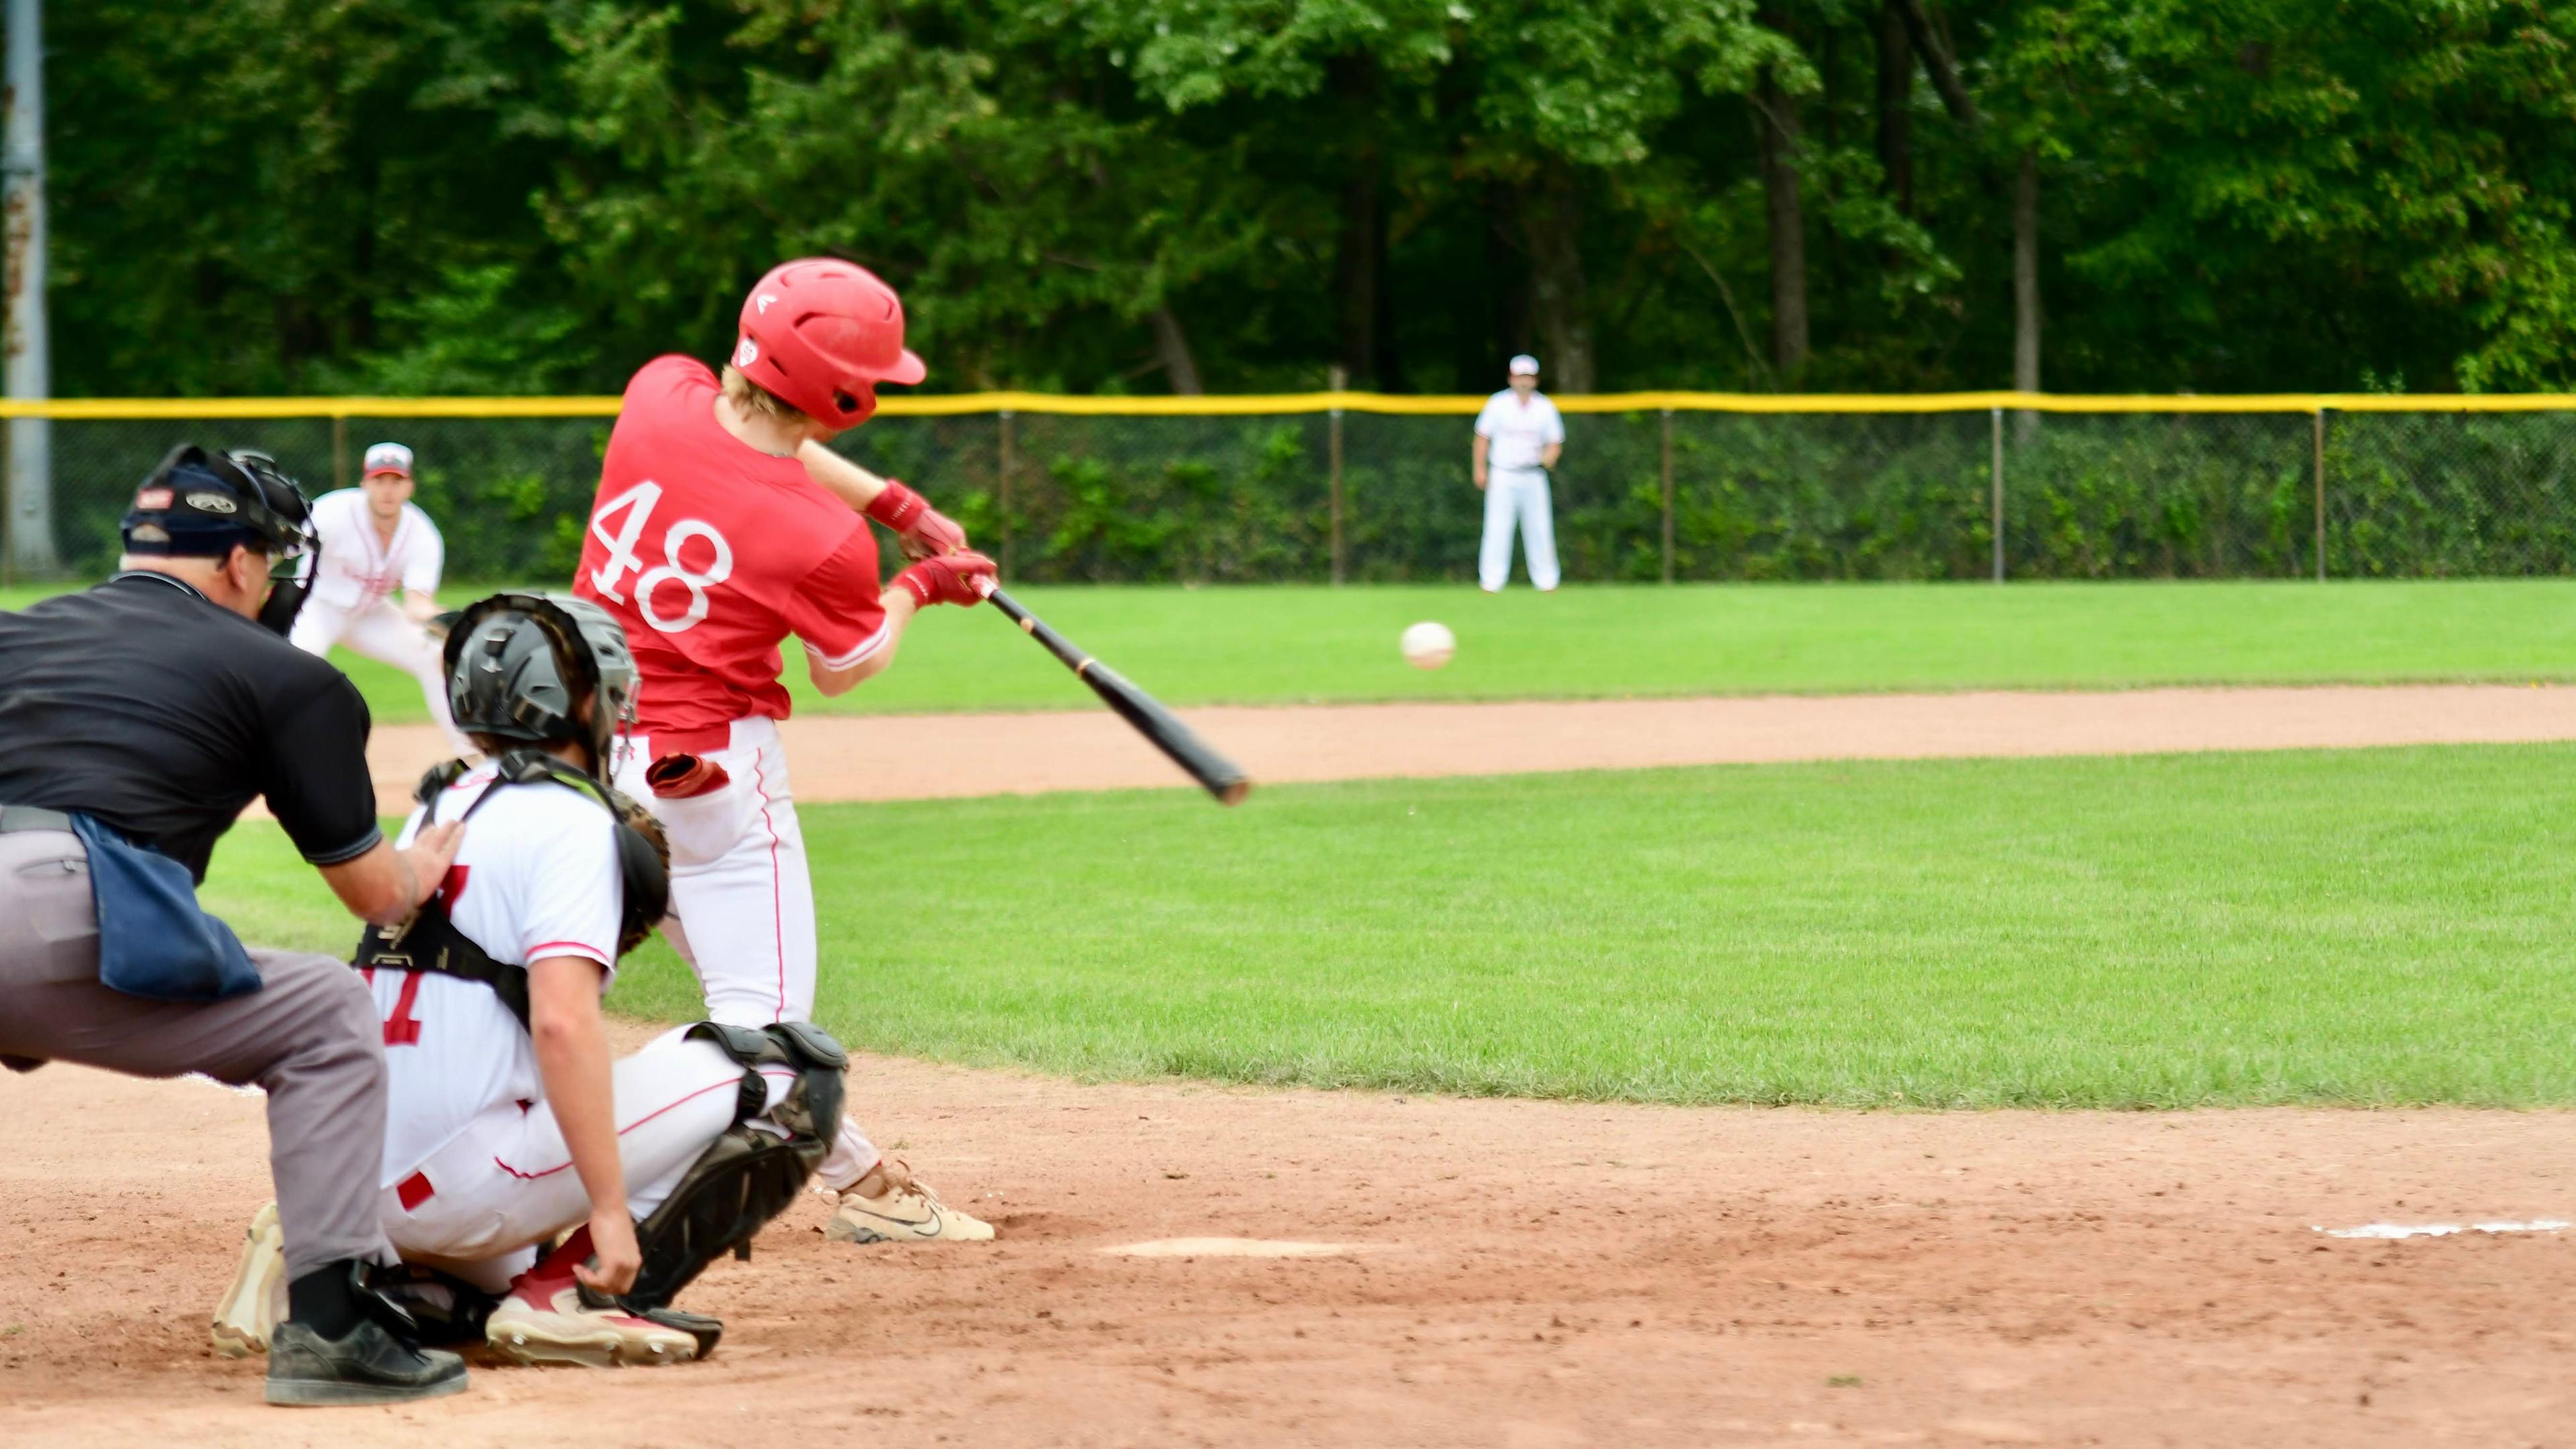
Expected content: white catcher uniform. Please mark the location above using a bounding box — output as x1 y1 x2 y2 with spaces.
291 488 471 755
369 763 794 1292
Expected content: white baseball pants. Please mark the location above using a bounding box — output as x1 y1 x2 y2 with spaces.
382 1035 795 1292
1479 466 1560 592
290 597 472 756
610 716 881 1191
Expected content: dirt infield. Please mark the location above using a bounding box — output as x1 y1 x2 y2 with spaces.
1 1042 2568 1448
336 682 2576 812
40 688 2574 1442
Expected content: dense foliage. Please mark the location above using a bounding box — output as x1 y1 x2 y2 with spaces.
30 406 2563 582
40 0 2576 400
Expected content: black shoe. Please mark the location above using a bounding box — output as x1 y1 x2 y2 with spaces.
265 1318 469 1407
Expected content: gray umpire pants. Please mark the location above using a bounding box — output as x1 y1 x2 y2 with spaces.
0 829 396 1279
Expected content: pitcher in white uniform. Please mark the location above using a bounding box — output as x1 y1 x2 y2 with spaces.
213 594 849 1370
290 442 471 755
1471 354 1566 592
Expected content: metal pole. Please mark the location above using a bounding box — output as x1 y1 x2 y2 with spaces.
1990 406 2004 584
2312 407 2326 582
1659 407 1674 584
1326 364 1346 586
4 0 54 576
997 409 1016 578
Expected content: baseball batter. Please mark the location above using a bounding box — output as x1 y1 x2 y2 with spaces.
290 442 472 756
215 594 847 1368
574 257 998 1244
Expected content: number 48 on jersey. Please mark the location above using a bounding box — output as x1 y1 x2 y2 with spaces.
588 482 736 634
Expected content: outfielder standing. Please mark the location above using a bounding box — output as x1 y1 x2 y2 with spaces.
291 441 472 757
1471 354 1566 592
574 257 998 1244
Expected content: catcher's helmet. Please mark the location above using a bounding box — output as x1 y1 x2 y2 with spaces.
730 258 925 429
443 593 637 772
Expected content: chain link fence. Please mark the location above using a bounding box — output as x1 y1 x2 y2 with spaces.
5 400 2569 585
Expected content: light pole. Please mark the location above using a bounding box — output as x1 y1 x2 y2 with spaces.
4 0 54 578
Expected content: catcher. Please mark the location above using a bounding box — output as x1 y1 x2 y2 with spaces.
215 592 847 1366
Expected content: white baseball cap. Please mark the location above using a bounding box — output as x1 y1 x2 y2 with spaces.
1508 354 1540 376
362 441 414 478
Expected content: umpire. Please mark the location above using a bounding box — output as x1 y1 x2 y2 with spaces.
0 445 468 1407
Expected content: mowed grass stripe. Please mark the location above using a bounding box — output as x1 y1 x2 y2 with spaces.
17 578 2576 724
199 743 2576 1108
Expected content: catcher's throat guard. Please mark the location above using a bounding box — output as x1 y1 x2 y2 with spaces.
618 1021 849 1315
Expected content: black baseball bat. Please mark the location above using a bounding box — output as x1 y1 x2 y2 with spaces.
981 585 1252 806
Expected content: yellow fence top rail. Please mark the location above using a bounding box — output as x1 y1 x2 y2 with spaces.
5 390 2576 420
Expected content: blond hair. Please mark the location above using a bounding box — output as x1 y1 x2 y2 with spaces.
720 362 807 426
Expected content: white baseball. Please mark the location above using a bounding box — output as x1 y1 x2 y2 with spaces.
1400 621 1456 670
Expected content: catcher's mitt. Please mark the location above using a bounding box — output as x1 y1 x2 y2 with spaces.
606 784 672 958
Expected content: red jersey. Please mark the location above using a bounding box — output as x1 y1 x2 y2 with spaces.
573 356 890 735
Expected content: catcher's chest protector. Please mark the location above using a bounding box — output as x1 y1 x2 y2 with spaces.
354 751 672 1008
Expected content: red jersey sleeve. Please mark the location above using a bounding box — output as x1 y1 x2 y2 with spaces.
786 523 894 672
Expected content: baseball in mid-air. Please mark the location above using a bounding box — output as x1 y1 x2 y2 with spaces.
1401 620 1456 669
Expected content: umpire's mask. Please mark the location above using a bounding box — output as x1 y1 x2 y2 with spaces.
121 443 320 635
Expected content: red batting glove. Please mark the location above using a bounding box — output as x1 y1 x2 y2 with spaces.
863 478 969 561
892 549 998 608
899 504 967 561
862 476 930 531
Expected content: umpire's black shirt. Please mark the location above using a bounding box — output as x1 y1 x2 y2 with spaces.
0 572 380 881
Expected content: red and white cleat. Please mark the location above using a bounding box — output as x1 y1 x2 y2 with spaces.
484 1231 704 1368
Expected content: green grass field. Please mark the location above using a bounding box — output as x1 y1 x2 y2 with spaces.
11 578 2576 724
201 742 2576 1109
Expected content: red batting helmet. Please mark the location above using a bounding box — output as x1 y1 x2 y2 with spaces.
731 258 926 429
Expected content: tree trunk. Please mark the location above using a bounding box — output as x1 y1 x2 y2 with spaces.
1335 166 1381 386
1521 165 1595 394
1151 305 1205 394
1331 58 1402 391
1369 180 1402 391
1876 0 1913 213
1460 182 1527 390
2013 149 2040 393
1335 158 1405 392
1756 72 1809 374
1894 0 1975 123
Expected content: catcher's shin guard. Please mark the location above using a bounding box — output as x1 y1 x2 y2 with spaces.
620 1021 848 1313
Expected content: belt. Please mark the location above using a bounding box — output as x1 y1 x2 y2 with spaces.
0 804 74 834
645 724 737 759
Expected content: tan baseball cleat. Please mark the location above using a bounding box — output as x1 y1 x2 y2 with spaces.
210 1201 288 1358
486 1274 702 1368
826 1159 996 1244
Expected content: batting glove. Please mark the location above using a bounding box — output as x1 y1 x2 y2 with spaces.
864 478 969 561
898 505 967 561
892 549 998 608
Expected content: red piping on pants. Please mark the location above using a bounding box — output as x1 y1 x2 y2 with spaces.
751 742 788 1022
